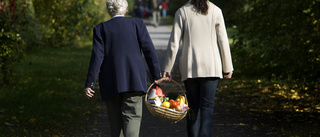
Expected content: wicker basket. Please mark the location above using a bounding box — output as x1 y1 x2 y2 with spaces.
144 80 188 123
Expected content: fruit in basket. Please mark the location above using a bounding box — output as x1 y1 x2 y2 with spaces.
175 105 183 112
162 102 170 108
176 100 180 105
163 97 169 102
169 99 175 103
170 101 178 108
159 96 163 102
176 95 185 106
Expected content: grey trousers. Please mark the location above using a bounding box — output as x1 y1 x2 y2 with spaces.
152 10 161 27
105 91 144 137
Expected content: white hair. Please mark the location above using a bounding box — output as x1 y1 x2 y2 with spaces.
106 0 128 17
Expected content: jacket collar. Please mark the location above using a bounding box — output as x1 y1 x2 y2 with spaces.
112 15 125 18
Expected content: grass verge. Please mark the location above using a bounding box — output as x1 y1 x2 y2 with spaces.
0 46 98 136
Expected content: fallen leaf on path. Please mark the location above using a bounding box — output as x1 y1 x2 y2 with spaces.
5 122 14 126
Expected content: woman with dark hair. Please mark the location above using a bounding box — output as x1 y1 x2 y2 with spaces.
162 0 233 136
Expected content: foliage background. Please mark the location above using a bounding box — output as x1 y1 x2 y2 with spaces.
0 0 110 84
233 0 320 80
1 0 320 136
232 0 320 108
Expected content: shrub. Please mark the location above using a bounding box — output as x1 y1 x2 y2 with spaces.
0 0 26 84
232 0 320 83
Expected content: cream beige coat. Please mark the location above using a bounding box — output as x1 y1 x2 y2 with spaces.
162 1 234 81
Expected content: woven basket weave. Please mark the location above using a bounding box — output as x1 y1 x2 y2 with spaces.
144 80 188 123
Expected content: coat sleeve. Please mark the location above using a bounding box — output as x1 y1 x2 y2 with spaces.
162 9 184 72
215 9 234 73
137 19 162 81
85 25 105 89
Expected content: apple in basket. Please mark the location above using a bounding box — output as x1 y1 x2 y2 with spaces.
170 100 178 108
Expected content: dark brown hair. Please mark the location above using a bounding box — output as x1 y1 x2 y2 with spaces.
191 0 208 15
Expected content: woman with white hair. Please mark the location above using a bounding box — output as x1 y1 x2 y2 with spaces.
84 0 163 136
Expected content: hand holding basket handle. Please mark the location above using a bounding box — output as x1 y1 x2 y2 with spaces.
162 72 172 82
154 72 171 84
154 78 164 84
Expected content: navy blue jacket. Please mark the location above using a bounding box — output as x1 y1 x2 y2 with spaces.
85 17 162 100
